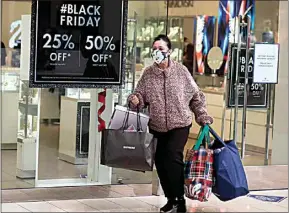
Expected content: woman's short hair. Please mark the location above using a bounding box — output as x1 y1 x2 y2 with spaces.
153 34 172 49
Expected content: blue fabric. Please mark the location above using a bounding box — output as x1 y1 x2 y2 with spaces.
209 127 249 201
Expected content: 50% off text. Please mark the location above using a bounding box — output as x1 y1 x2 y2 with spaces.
85 35 115 63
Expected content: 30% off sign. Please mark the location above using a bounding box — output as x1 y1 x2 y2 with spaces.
85 35 116 63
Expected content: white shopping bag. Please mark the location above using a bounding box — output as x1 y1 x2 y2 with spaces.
108 105 150 132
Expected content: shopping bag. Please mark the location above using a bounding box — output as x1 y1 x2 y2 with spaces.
108 105 149 132
209 126 249 201
101 107 157 171
184 125 214 202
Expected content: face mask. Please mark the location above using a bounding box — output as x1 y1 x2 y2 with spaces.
151 49 167 64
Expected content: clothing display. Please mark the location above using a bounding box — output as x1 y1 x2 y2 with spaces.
194 15 216 75
217 0 255 75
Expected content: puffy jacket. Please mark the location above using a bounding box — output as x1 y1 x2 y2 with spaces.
128 60 213 132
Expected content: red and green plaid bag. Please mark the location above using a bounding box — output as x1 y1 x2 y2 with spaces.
184 125 214 202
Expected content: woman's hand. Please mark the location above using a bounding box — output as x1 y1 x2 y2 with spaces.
130 95 140 106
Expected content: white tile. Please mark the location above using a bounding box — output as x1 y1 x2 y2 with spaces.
48 200 98 212
185 197 219 207
133 196 167 207
251 203 288 212
1 203 30 212
130 207 159 212
18 202 65 212
78 199 123 210
107 197 153 209
184 190 289 212
216 202 266 212
185 204 234 212
278 201 288 209
101 209 132 212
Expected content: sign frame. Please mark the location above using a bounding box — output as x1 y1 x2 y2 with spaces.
227 45 268 109
29 0 128 88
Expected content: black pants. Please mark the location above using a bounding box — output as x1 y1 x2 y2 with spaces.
151 125 191 199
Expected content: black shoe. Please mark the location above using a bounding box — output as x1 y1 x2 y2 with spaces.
160 198 177 213
176 198 187 213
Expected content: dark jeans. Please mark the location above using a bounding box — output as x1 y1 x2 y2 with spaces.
150 125 191 199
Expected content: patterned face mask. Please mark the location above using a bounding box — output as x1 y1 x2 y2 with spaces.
151 49 167 64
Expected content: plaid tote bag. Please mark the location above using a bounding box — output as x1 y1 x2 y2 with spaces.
184 125 214 202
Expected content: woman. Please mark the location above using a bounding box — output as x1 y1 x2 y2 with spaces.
128 34 213 213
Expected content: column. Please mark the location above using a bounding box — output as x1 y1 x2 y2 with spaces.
271 1 288 165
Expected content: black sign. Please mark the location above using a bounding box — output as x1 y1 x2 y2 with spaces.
30 0 127 88
227 46 267 108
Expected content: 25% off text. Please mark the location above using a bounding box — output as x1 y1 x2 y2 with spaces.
42 33 75 62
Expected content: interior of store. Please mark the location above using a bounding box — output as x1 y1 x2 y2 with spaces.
1 0 281 189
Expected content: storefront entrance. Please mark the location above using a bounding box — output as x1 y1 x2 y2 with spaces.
1 0 287 190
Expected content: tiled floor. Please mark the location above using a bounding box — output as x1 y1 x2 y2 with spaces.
245 166 288 190
1 185 152 203
2 190 288 212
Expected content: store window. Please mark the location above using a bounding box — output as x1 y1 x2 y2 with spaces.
35 0 169 186
1 0 34 189
0 0 169 189
0 0 282 190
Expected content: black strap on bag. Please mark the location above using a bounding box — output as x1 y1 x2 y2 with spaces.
121 108 130 131
136 107 143 132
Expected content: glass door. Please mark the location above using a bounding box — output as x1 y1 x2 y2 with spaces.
1 0 36 189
